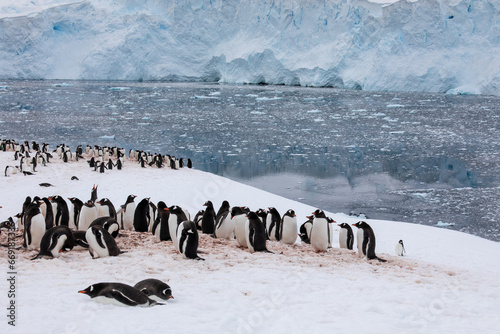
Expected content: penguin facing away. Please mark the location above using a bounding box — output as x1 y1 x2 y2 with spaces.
133 198 151 232
152 201 171 242
68 197 83 230
86 225 122 259
49 195 70 227
201 200 216 235
177 221 204 260
78 282 163 307
134 278 174 301
352 221 386 262
245 211 272 253
338 223 354 250
395 239 406 256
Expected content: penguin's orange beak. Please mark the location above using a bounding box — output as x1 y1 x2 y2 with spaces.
352 224 356 226
164 208 169 211
169 296 174 299
337 224 341 227
78 290 86 294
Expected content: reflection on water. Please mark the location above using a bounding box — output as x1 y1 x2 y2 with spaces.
0 80 499 241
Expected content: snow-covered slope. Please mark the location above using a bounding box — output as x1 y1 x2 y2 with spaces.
1 0 500 95
1 150 500 333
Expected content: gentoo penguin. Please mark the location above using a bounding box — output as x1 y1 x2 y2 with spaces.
352 221 386 262
86 225 122 258
327 217 336 248
266 207 281 241
168 205 188 251
23 201 46 250
280 209 297 245
40 197 54 230
214 201 234 239
78 283 163 307
19 196 32 231
177 220 204 260
134 279 174 301
90 185 98 204
68 197 83 230
134 198 151 232
310 209 330 252
395 239 406 256
31 226 75 260
232 206 250 248
49 195 69 227
78 201 98 231
97 198 117 219
148 201 157 232
338 223 354 250
89 217 120 238
72 230 89 250
152 202 171 242
193 210 204 230
299 216 313 244
118 195 136 230
201 200 216 234
187 158 192 168
245 211 272 253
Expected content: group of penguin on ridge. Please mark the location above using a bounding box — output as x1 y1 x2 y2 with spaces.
1 138 193 177
1 179 406 265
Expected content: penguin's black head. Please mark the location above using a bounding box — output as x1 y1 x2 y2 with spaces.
312 209 326 218
203 201 213 208
399 240 404 245
161 287 174 300
78 284 100 298
157 201 167 210
285 209 296 217
352 221 367 228
246 212 259 220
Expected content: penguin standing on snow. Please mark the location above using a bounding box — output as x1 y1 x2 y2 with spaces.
280 209 297 245
168 205 189 251
78 201 98 231
78 282 162 307
97 198 117 219
152 202 171 242
134 279 174 301
23 201 46 250
49 195 69 227
86 225 122 258
68 197 83 230
352 221 386 262
245 211 272 253
233 206 250 248
177 220 204 260
214 201 234 239
118 195 136 230
266 207 281 241
201 201 216 235
31 226 75 260
299 216 313 244
395 239 406 256
310 209 330 252
40 197 54 230
338 223 354 250
134 198 151 232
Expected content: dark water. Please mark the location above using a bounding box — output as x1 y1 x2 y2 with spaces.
1 80 499 241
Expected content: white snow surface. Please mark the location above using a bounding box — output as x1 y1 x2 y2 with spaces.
1 0 500 95
1 150 500 333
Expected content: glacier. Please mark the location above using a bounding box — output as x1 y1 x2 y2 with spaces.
1 0 500 95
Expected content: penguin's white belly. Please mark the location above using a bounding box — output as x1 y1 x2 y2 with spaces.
395 243 405 256
51 235 68 257
79 207 97 231
122 204 135 231
29 214 46 250
215 216 235 239
357 229 364 256
281 217 298 245
170 217 180 251
86 229 109 258
244 220 254 252
154 224 161 242
310 220 329 251
339 229 348 249
234 216 248 248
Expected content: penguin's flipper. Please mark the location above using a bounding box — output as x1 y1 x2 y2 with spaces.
138 288 151 296
106 289 139 306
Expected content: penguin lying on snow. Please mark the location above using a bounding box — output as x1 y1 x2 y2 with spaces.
134 278 174 301
78 282 164 307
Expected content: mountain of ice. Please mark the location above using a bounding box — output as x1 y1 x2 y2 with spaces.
1 0 499 95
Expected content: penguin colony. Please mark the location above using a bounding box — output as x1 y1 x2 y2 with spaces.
1 138 396 307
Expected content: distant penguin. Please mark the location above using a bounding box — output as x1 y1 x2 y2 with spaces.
310 209 330 252
233 206 250 248
338 223 354 250
134 198 151 232
78 282 162 307
49 195 69 227
187 158 192 168
214 201 234 239
79 201 98 231
134 278 174 301
352 221 386 262
245 211 271 253
266 207 281 241
89 217 120 238
97 198 117 219
23 201 46 250
280 209 297 245
31 226 75 260
118 195 136 230
68 197 83 230
177 221 204 260
86 225 122 258
395 239 406 256
201 200 216 234
168 205 188 251
299 216 313 244
90 185 98 204
152 202 171 242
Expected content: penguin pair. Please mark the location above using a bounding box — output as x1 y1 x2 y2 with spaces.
79 278 173 307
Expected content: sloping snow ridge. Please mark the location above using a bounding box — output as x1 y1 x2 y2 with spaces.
1 149 500 333
1 0 500 95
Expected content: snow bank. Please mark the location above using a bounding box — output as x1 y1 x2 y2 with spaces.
1 0 500 95
1 149 500 333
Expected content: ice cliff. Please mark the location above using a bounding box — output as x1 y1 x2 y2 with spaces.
1 0 499 95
